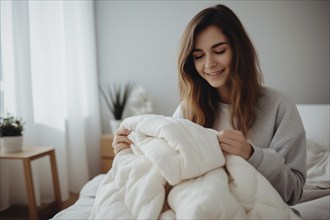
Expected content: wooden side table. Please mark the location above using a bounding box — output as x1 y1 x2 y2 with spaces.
0 147 61 220
100 134 115 173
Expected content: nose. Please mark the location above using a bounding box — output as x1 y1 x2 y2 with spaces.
205 55 217 70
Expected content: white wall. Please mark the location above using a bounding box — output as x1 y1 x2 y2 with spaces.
95 0 329 133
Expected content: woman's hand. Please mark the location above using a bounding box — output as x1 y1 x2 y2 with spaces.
217 129 253 160
112 127 132 155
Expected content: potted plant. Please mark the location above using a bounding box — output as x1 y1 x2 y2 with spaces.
0 113 25 152
99 83 133 133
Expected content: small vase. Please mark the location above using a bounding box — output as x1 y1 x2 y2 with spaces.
109 120 122 134
0 136 23 153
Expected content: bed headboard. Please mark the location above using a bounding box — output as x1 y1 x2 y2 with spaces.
296 104 329 150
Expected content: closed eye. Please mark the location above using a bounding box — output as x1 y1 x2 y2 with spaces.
192 52 204 60
215 50 225 55
193 54 204 60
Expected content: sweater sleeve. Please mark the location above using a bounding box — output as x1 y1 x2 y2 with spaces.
248 96 306 205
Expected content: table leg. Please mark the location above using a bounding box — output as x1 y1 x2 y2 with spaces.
23 159 38 220
49 150 61 210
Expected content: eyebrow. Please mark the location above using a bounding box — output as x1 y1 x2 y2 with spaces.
192 42 228 52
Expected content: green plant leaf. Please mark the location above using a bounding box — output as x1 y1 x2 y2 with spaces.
99 82 134 120
0 113 25 137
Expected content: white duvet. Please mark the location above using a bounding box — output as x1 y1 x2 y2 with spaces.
89 114 300 219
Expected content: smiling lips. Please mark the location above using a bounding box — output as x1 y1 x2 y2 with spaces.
206 70 224 77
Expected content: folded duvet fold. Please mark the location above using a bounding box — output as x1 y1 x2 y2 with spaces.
89 114 300 219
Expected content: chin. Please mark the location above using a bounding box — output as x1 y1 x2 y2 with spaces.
208 81 225 89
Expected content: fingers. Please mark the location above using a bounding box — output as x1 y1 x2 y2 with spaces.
217 129 252 159
113 127 132 155
218 130 244 143
218 135 238 147
218 139 242 156
113 128 132 145
218 130 242 148
116 127 131 136
114 135 132 146
113 143 130 155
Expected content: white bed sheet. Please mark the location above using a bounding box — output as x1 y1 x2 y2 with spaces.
51 174 105 219
52 173 330 220
293 195 330 220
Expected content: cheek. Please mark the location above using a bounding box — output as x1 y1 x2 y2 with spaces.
193 60 203 74
225 58 232 68
224 52 233 68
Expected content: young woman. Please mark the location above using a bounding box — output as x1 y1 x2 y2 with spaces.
113 4 306 206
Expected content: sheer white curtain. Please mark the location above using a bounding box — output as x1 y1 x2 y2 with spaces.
0 0 101 210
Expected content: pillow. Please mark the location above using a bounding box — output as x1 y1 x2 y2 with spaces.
305 140 330 188
299 140 330 203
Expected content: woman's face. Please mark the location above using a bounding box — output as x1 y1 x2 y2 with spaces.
192 25 232 100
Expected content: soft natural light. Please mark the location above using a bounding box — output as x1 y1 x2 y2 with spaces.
0 0 100 212
28 1 67 132
1 1 17 116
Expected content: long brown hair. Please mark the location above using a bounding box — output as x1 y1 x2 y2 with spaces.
177 4 263 136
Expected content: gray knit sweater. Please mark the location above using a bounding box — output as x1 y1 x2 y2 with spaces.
173 87 306 205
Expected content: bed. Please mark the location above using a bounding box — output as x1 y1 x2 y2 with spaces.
52 104 330 219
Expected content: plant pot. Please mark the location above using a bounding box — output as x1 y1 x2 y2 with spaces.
0 136 23 153
109 120 122 134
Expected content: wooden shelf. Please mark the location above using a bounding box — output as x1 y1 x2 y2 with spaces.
100 134 115 173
